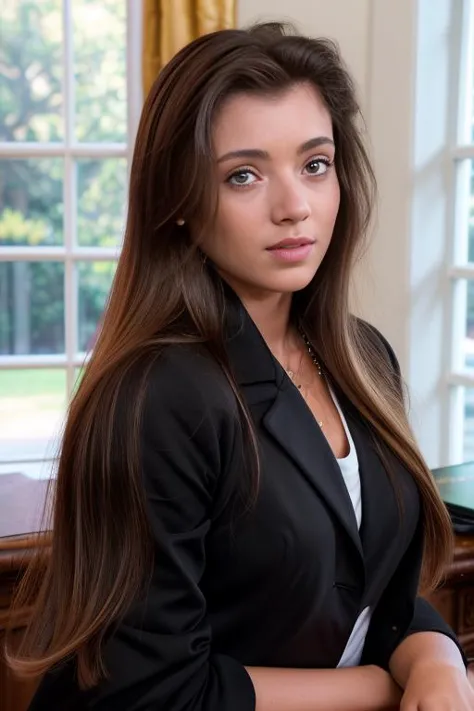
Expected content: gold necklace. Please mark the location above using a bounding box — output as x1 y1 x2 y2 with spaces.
299 328 323 378
285 329 324 428
285 348 304 383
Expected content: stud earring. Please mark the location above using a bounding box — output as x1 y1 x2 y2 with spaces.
176 218 185 226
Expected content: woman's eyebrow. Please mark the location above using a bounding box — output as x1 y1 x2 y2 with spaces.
216 136 335 164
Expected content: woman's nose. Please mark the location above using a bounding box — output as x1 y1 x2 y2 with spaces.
269 179 311 224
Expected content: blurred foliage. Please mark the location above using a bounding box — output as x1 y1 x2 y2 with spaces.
78 261 117 351
0 208 48 245
0 261 64 354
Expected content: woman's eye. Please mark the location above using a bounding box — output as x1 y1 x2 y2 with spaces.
227 170 257 187
305 158 331 176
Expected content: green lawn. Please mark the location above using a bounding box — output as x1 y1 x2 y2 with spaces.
0 369 66 398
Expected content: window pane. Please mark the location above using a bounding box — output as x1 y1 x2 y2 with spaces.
471 42 474 146
466 280 474 371
468 2 474 144
454 159 474 263
467 159 474 262
471 161 474 262
73 0 127 143
0 368 66 465
0 262 64 355
77 262 116 352
77 159 127 247
0 159 63 246
465 387 474 461
459 2 474 145
0 0 63 142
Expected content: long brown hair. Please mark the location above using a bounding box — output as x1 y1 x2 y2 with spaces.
6 21 452 688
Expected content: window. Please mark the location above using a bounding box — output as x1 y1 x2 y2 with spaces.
449 0 474 462
0 0 141 477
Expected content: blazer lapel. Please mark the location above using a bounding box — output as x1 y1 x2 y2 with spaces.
263 377 364 558
223 282 363 559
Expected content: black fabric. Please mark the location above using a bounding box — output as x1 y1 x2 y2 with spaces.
446 503 474 534
29 288 464 711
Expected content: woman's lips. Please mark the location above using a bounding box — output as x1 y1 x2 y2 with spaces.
266 238 315 263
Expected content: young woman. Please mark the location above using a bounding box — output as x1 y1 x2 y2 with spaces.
7 22 473 711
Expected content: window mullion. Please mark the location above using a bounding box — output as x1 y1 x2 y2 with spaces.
448 371 474 387
450 265 474 278
452 145 474 160
0 247 120 261
0 143 127 158
0 354 90 369
126 0 143 159
63 0 76 399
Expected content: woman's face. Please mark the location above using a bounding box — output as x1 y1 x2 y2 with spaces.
196 82 340 299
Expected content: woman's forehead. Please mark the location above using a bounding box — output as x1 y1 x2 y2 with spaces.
212 84 334 156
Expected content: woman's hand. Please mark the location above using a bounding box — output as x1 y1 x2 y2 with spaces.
400 661 474 710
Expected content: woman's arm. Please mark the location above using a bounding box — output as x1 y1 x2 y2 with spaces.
389 630 474 709
389 629 465 687
246 665 401 711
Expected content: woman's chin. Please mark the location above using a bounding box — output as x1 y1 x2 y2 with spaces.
217 265 318 298
260 267 318 294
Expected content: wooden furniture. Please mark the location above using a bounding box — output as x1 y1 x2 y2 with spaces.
427 535 474 658
2 527 474 710
0 535 44 711
0 473 50 711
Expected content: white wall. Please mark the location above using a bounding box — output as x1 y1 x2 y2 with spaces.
238 0 372 111
238 0 455 466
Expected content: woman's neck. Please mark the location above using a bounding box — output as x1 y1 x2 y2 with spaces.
238 290 296 363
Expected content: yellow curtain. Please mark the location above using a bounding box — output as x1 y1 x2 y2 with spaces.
142 0 236 97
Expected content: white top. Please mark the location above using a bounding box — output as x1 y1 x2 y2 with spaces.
329 391 372 668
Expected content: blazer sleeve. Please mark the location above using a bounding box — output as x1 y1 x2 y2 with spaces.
87 352 256 711
407 596 467 658
363 518 467 669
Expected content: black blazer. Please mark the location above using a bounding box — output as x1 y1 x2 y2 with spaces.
29 290 463 711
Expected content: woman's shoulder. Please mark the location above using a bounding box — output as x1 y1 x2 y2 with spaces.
136 344 243 491
142 342 239 422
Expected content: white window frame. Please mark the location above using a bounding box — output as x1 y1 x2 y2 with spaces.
366 0 474 468
0 0 142 465
447 0 474 463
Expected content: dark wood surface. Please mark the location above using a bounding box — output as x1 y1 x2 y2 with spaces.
427 535 474 657
0 534 47 711
0 473 51 711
